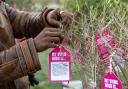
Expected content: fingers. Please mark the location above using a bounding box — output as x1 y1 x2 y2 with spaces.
58 9 73 24
43 27 64 38
46 37 60 43
49 43 58 48
44 27 60 32
44 28 64 45
46 8 78 27
50 19 61 28
45 35 64 48
46 31 61 36
53 8 71 27
48 16 61 28
47 8 62 28
53 8 62 15
34 27 64 52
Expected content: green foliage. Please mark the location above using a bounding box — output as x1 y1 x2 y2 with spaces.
6 0 13 5
6 0 32 10
31 3 42 10
6 0 62 10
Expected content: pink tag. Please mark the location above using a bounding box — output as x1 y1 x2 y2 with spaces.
49 47 71 82
103 28 117 48
102 72 123 89
95 31 109 59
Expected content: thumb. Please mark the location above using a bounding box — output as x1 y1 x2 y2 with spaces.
49 8 62 28
50 18 62 28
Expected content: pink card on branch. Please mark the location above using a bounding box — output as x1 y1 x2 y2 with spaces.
49 46 71 82
103 28 117 48
95 31 109 59
102 72 123 89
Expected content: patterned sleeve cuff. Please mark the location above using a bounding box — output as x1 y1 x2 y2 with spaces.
27 38 41 71
19 38 41 74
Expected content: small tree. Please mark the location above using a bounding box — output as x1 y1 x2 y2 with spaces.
64 0 128 88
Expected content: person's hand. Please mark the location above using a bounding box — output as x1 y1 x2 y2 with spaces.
34 27 64 52
46 8 76 28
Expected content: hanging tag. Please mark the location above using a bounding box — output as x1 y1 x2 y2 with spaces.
101 72 123 89
95 31 110 59
49 46 71 82
103 28 117 48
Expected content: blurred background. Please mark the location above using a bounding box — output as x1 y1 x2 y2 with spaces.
6 0 64 10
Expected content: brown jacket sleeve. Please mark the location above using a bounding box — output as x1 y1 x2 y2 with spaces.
0 38 41 84
5 4 53 38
